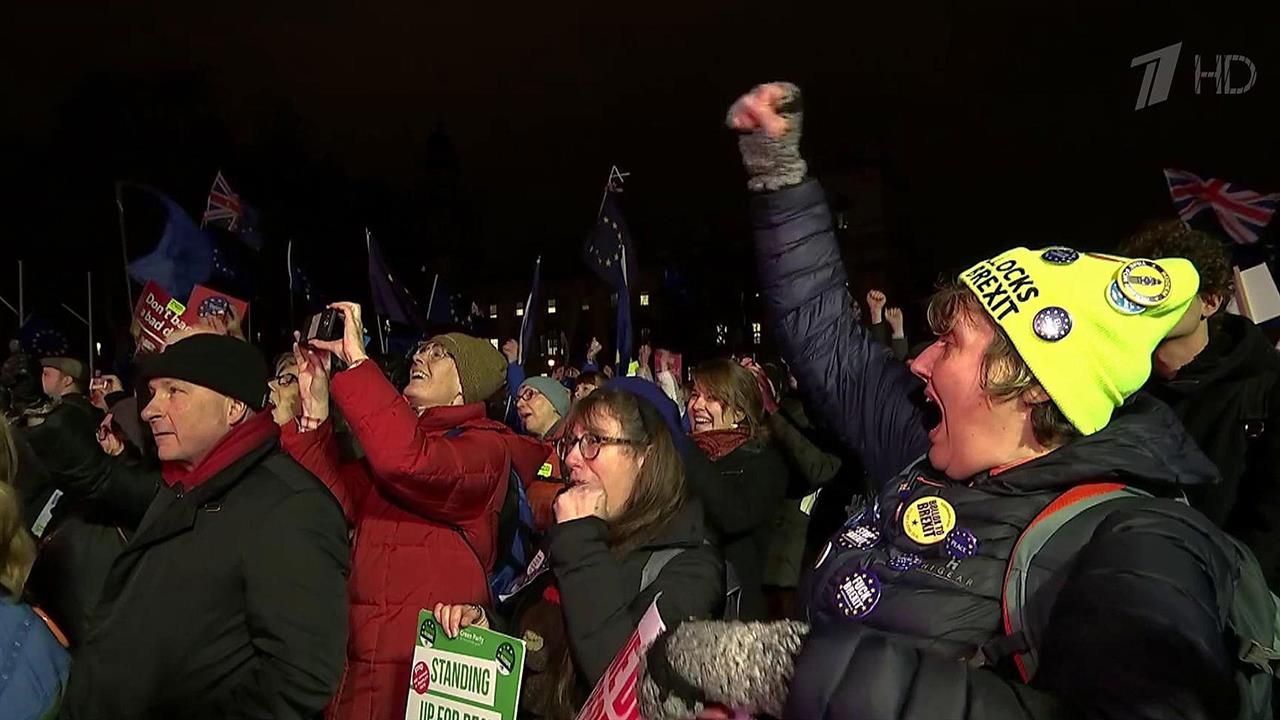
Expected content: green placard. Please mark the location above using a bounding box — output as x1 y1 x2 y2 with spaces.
404 610 526 720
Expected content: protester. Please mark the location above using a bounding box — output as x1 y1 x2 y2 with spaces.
35 333 350 719
0 457 69 720
639 81 1260 720
517 375 571 440
286 302 549 720
866 291 910 361
1122 220 1280 586
434 387 725 719
760 367 843 619
686 358 788 621
572 370 606 404
268 351 302 427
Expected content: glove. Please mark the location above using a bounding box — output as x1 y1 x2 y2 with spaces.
726 82 808 192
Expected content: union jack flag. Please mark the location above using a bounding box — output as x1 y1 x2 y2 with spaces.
1164 168 1280 245
201 170 243 231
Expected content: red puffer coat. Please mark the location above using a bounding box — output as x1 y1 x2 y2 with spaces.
282 360 545 720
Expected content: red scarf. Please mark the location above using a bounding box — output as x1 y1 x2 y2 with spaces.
691 428 752 461
161 411 281 491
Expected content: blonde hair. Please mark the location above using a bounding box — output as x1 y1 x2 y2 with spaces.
0 422 35 596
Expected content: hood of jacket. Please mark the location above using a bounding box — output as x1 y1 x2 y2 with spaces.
976 391 1219 494
1153 313 1280 396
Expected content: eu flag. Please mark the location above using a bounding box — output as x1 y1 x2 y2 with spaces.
125 185 215 301
517 257 542 367
367 230 426 333
583 193 637 367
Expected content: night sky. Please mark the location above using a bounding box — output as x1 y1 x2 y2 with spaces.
3 2 1278 349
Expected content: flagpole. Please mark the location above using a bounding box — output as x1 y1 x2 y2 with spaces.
425 274 439 321
595 165 630 220
115 182 135 315
617 244 629 368
365 229 386 355
17 260 25 328
87 272 95 380
287 239 297 325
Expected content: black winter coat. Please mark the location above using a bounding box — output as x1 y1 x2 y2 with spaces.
686 440 788 620
40 428 350 720
22 400 137 647
548 498 724 689
755 179 1241 720
1145 312 1280 586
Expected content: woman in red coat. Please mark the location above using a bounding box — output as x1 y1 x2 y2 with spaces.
286 302 545 720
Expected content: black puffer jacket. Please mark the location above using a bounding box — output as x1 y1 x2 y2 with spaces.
756 179 1241 720
1145 312 1280 586
549 498 724 689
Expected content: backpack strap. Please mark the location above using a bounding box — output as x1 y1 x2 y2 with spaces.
640 548 687 595
978 482 1150 682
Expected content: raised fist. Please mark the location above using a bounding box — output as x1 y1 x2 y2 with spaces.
726 82 807 192
866 290 887 324
727 83 795 138
502 340 519 364
885 307 905 336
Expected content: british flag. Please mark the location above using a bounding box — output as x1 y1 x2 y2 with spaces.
1164 168 1280 245
201 170 243 231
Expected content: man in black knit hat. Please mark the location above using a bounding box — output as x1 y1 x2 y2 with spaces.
43 334 350 720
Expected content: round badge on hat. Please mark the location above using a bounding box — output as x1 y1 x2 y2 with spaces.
1040 247 1079 265
1117 259 1173 307
832 569 882 619
1032 307 1072 342
1106 280 1146 315
837 523 881 550
944 528 980 559
902 495 957 545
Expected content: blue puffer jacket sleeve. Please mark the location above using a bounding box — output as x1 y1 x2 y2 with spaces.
752 179 929 488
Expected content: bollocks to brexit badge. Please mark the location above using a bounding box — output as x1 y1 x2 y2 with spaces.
902 496 957 545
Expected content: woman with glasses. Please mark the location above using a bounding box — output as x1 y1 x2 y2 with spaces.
686 358 789 621
433 387 725 719
267 352 301 427
284 302 551 720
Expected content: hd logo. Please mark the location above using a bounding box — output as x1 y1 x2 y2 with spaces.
1131 41 1259 110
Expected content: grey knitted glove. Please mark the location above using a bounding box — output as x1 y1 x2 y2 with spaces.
639 620 811 720
726 82 808 192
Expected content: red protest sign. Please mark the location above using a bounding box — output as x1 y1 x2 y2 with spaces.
181 284 250 328
131 281 191 355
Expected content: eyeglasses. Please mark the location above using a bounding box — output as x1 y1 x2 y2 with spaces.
274 372 298 387
517 387 542 404
412 343 453 363
556 433 640 461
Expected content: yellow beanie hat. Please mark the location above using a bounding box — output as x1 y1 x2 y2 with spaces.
959 247 1200 435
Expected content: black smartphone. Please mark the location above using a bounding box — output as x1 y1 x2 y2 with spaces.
302 309 344 344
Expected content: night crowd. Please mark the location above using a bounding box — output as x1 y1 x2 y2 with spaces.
3 82 1280 720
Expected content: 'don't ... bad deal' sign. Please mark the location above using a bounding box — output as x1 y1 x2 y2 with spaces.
405 610 526 720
